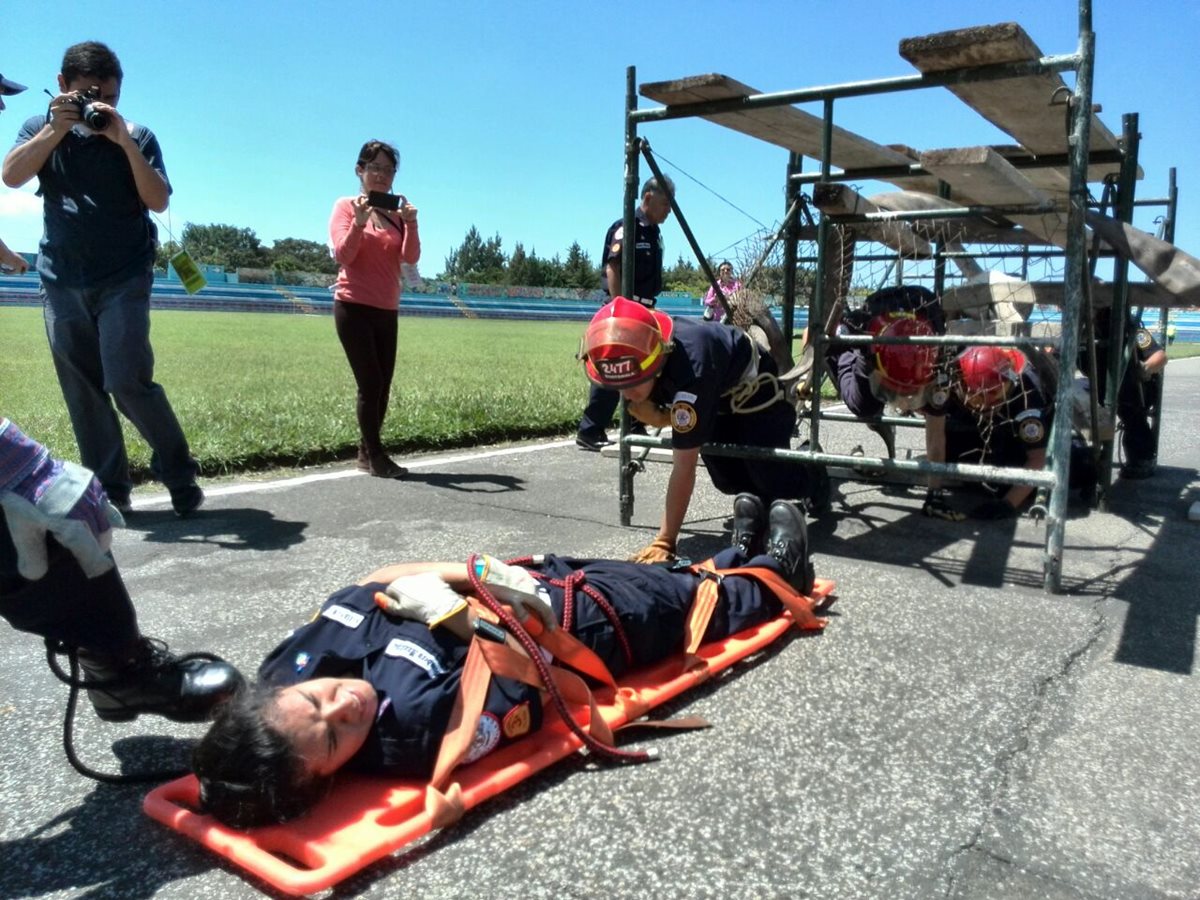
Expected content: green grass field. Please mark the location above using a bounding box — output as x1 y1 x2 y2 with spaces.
5 305 1195 482
2 308 592 477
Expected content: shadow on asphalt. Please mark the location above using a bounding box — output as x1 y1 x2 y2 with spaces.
0 736 211 898
1106 464 1200 674
127 506 309 551
403 471 527 494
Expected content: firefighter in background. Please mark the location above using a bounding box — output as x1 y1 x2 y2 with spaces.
925 345 1055 519
579 297 827 563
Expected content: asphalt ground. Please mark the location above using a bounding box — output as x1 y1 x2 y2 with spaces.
2 358 1198 899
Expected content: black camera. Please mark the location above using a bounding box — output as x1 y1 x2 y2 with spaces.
69 86 109 130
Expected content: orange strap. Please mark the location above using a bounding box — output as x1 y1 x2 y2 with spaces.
686 561 827 633
682 559 722 656
519 613 617 688
429 604 616 789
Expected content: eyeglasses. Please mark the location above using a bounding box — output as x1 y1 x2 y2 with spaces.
364 164 396 175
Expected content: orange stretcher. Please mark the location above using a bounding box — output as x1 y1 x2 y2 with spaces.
143 575 834 896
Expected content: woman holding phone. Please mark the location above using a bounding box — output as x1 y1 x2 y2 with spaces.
329 140 420 478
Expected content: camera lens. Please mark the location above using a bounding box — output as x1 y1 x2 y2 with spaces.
82 103 108 130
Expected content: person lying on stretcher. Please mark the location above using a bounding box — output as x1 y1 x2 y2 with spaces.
192 495 816 828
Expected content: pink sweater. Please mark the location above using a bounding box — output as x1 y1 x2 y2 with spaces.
328 197 421 310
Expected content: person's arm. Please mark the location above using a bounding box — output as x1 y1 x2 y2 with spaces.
658 447 700 547
330 196 370 266
1141 347 1167 379
357 560 467 588
97 112 170 212
3 110 70 188
605 259 621 297
398 199 420 264
925 415 946 488
1002 447 1045 509
0 237 27 274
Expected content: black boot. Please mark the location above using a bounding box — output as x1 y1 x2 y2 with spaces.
731 493 767 557
78 637 244 723
765 500 814 595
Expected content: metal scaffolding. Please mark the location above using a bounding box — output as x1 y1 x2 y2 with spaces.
614 0 1173 592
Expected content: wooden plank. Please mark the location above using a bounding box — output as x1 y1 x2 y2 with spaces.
919 146 1068 247
811 183 932 257
941 279 1178 313
899 22 1121 159
639 74 932 182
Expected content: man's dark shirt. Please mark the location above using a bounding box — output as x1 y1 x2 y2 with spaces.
13 117 169 287
601 208 663 303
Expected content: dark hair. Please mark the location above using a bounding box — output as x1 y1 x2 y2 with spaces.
719 260 733 270
641 174 675 198
61 42 123 84
356 140 398 169
192 684 333 829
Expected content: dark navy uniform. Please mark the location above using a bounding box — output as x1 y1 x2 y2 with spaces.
1089 309 1163 468
256 548 783 779
827 286 945 419
578 210 665 438
932 360 1054 471
649 318 811 502
600 209 664 305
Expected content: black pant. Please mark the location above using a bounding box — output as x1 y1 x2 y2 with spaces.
0 509 139 655
334 301 398 454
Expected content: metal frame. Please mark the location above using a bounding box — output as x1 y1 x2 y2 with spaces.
615 0 1164 592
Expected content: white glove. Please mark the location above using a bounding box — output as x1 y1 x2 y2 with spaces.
376 571 467 629
1 460 120 580
472 554 557 630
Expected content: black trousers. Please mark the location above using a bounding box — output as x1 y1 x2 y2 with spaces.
0 509 138 655
334 300 398 454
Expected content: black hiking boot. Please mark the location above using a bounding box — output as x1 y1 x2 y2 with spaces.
78 637 244 723
731 493 767 558
765 500 814 595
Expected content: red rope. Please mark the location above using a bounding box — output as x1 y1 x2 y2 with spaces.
504 557 634 667
469 554 648 765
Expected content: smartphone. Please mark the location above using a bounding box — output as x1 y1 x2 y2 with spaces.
367 191 405 210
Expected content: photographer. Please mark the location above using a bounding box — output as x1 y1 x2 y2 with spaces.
328 139 421 479
2 41 202 516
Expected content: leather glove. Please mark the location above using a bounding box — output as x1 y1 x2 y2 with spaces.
471 554 557 630
628 536 676 564
627 399 671 429
922 489 965 522
970 498 1019 520
0 419 122 580
376 571 467 628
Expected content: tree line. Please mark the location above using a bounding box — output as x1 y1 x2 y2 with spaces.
156 221 776 295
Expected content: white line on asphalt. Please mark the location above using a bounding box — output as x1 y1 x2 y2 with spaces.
132 439 576 509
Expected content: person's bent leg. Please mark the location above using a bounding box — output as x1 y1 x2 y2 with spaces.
577 384 620 448
42 282 133 504
96 272 201 507
0 510 241 722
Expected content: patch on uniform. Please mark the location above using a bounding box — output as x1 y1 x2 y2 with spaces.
503 702 532 739
384 638 446 678
1018 416 1046 444
321 605 364 629
671 401 698 433
293 651 311 674
463 712 501 764
1136 328 1152 351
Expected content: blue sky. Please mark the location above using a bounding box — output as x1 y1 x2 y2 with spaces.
1 1 1195 277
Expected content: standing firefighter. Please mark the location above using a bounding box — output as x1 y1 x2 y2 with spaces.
580 297 827 562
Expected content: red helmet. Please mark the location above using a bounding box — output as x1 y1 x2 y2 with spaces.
956 346 1026 397
582 297 674 388
869 314 937 396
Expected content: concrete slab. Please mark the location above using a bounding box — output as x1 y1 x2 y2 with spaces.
1 362 1198 899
